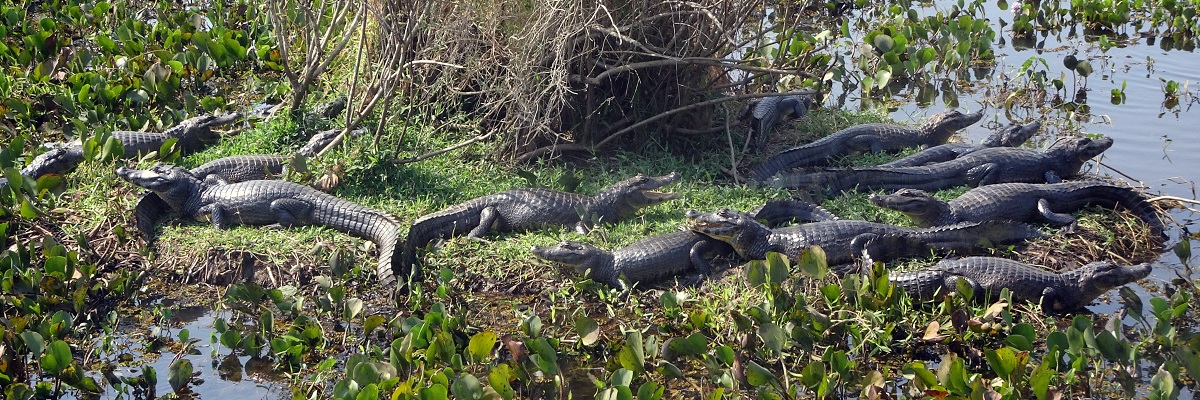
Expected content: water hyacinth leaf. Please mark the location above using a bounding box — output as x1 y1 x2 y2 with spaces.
418 383 448 400
527 338 558 375
40 340 71 375
1174 239 1191 264
468 331 498 363
1095 330 1130 363
1075 60 1093 77
744 360 777 387
1149 367 1177 400
355 383 379 400
488 364 516 400
451 374 483 400
745 259 767 288
759 322 786 355
985 347 1018 377
575 317 599 346
363 315 386 337
611 368 634 387
168 358 192 393
522 315 541 337
343 298 363 320
637 381 663 400
765 251 789 284
20 331 45 358
798 246 828 280
656 360 684 379
871 32 894 53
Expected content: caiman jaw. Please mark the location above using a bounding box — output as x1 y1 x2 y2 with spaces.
685 209 743 239
639 190 679 201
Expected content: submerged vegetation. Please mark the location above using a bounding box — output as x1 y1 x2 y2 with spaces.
1 0 1198 400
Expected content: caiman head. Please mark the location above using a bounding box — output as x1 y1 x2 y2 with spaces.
164 113 242 151
590 172 681 218
868 189 951 227
530 241 608 273
1050 135 1114 164
115 163 204 212
1052 261 1152 312
981 121 1041 148
684 208 771 260
922 109 985 137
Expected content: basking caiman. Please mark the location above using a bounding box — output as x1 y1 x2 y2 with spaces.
751 109 985 181
188 128 364 184
3 114 240 189
879 121 1041 168
868 181 1167 237
739 91 817 149
887 256 1151 312
685 208 1043 276
116 163 402 283
401 172 682 281
770 136 1114 194
530 199 839 289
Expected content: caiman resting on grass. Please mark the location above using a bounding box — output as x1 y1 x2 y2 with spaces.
684 208 1043 276
116 163 402 284
868 180 1167 238
11 114 240 185
739 91 817 149
878 121 1041 168
769 136 1114 194
530 199 839 289
886 256 1151 312
751 109 985 181
400 172 682 282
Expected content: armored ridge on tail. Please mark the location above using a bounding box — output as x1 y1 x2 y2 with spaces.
887 257 1152 312
868 180 1168 238
531 199 841 289
684 208 1043 276
770 136 1114 194
188 128 365 184
116 163 402 284
752 109 984 181
879 121 1041 168
401 173 682 283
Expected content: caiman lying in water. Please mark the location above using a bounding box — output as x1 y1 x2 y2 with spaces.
752 109 985 181
684 208 1043 276
879 121 1041 167
769 136 1114 194
530 199 839 289
886 256 1151 313
868 180 1167 238
116 163 402 284
401 172 681 282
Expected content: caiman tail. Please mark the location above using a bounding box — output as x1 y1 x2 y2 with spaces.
314 200 403 284
752 145 836 182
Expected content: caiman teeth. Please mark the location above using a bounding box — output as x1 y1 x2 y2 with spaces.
640 190 679 200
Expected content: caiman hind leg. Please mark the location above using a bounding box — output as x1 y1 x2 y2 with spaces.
845 135 885 153
468 206 499 240
1037 198 1078 233
965 163 1001 186
265 198 314 229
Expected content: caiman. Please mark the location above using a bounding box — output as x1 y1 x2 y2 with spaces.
401 172 682 281
685 208 1043 276
769 135 1114 194
530 199 839 289
116 163 403 284
879 121 1041 167
868 180 1167 238
887 256 1151 312
4 113 240 188
751 109 985 181
739 91 817 149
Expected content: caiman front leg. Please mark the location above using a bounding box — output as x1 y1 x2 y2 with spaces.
199 204 231 230
688 241 716 275
845 135 885 153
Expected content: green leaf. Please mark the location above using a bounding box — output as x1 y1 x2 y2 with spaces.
363 315 385 337
798 246 828 280
985 347 1017 377
100 136 124 161
1075 60 1093 77
20 331 45 358
1174 239 1191 264
451 374 483 400
765 251 789 284
743 360 776 387
656 361 684 379
575 317 599 346
418 383 448 400
667 332 707 357
872 33 894 53
636 381 663 400
168 358 192 393
759 322 786 355
343 298 363 320
875 68 892 90
526 338 558 375
612 368 634 387
355 383 379 400
41 340 71 375
618 330 645 374
19 198 40 219
467 331 498 363
745 259 766 288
